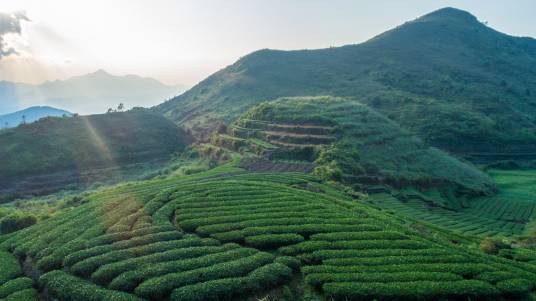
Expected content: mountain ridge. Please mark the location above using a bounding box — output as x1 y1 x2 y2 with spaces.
0 70 189 115
0 106 71 128
156 7 536 157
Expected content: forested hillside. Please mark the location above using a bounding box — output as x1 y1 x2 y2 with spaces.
0 110 192 198
157 7 536 156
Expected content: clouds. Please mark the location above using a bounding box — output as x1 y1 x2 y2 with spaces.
0 11 30 59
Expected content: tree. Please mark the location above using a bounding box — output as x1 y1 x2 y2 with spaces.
21 115 26 124
117 103 124 112
107 108 114 114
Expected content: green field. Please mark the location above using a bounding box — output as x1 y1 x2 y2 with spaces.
2 161 536 300
369 169 536 237
225 96 494 208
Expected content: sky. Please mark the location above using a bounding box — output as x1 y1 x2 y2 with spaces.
0 0 535 86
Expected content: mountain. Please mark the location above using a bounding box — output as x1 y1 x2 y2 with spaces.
0 70 188 115
156 7 536 158
0 109 192 199
0 106 71 128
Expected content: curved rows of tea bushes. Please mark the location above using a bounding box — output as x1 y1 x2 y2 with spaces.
1 164 536 300
164 172 536 300
0 167 297 301
370 192 531 237
0 251 37 301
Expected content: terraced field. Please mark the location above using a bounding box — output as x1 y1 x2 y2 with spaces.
369 169 536 237
227 96 495 210
231 119 336 149
1 162 536 300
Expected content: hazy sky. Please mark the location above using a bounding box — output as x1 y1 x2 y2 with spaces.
0 0 535 86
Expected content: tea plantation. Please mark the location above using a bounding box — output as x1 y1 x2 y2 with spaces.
1 161 536 300
369 169 536 237
224 96 494 208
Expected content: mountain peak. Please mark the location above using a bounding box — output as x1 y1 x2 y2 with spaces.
90 69 111 77
417 7 479 24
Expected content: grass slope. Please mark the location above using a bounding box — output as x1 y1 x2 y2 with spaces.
0 161 535 300
226 96 494 208
0 109 192 198
156 7 536 156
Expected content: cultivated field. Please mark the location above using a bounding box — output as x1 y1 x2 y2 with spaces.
1 162 536 300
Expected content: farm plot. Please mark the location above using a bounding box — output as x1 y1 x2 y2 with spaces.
1 164 536 300
167 172 536 300
0 168 296 301
369 169 536 237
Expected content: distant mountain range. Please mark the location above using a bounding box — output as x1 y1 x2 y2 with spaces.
0 70 188 115
0 106 71 128
157 7 536 156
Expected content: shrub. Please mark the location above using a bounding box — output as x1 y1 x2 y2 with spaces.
0 251 22 285
245 234 304 249
480 237 510 255
109 247 255 292
169 263 292 301
280 239 426 255
245 224 381 237
323 255 468 266
310 231 407 241
274 256 301 271
0 213 36 234
87 225 175 247
323 280 499 300
70 238 211 277
2 288 38 301
495 279 533 296
305 272 462 287
0 277 33 298
330 240 427 250
64 231 183 267
476 271 518 284
279 241 332 255
134 252 274 299
95 244 245 287
36 239 88 272
312 248 449 260
39 270 144 301
170 277 248 301
302 263 493 277
248 262 293 288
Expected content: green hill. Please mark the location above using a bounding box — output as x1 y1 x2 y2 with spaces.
1 162 536 301
222 96 494 208
156 7 536 157
0 110 192 198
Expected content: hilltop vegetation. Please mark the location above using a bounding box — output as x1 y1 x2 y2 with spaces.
0 109 192 199
1 162 536 301
221 96 494 209
156 7 536 157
